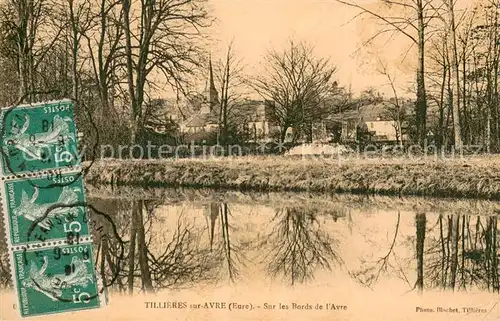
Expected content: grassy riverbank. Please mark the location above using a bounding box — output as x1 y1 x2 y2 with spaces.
84 155 500 200
86 185 500 216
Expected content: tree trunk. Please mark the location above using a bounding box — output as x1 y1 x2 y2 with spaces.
280 125 289 144
487 102 492 153
127 203 137 294
447 0 463 150
122 0 139 144
416 0 428 146
68 0 79 102
449 214 459 290
136 201 153 292
438 56 447 151
462 53 470 146
97 0 110 114
416 212 426 293
15 0 30 102
492 8 499 151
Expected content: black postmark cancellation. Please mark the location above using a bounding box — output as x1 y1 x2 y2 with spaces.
3 172 92 247
0 99 82 179
13 242 107 317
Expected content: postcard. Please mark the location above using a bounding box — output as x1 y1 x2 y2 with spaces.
0 0 499 320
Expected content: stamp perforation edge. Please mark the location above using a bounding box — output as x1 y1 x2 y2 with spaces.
12 241 104 318
0 99 107 318
0 168 86 247
9 236 95 252
0 99 74 111
0 165 84 184
0 99 82 178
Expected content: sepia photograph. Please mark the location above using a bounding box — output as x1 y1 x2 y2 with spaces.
0 0 499 320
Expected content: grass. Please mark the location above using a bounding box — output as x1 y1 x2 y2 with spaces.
83 154 500 200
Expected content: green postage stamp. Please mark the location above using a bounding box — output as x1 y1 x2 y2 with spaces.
3 172 91 246
0 99 81 176
0 100 106 318
13 243 101 317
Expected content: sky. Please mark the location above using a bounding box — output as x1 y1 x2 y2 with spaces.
206 0 416 97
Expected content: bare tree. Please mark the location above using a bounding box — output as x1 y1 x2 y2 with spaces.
376 57 407 145
444 0 464 149
253 39 337 143
0 0 66 102
214 41 247 145
81 0 123 115
62 0 93 102
121 0 211 144
426 32 450 150
334 0 436 146
468 1 500 152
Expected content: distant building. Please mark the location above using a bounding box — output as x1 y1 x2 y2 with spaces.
239 99 275 141
328 100 412 143
365 119 402 141
177 58 336 143
179 58 277 141
179 58 220 134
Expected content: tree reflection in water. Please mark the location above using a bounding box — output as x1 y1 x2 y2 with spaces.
92 199 217 295
205 203 247 283
349 211 413 290
258 206 344 285
0 196 498 296
350 211 500 294
425 214 499 292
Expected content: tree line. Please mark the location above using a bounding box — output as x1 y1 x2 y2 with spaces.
338 0 500 152
0 0 211 148
0 0 391 152
2 0 499 152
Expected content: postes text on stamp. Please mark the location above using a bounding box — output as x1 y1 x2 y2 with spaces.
13 243 103 317
4 172 90 245
0 100 80 176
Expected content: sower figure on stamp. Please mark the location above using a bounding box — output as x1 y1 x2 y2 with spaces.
14 186 81 231
22 255 93 302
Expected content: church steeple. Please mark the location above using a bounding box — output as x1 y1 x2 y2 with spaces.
207 203 219 252
207 54 219 112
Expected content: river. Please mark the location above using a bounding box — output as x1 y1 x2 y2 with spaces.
0 186 498 320
85 186 500 295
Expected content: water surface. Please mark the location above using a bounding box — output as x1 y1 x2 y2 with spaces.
83 187 500 295
1 187 499 320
